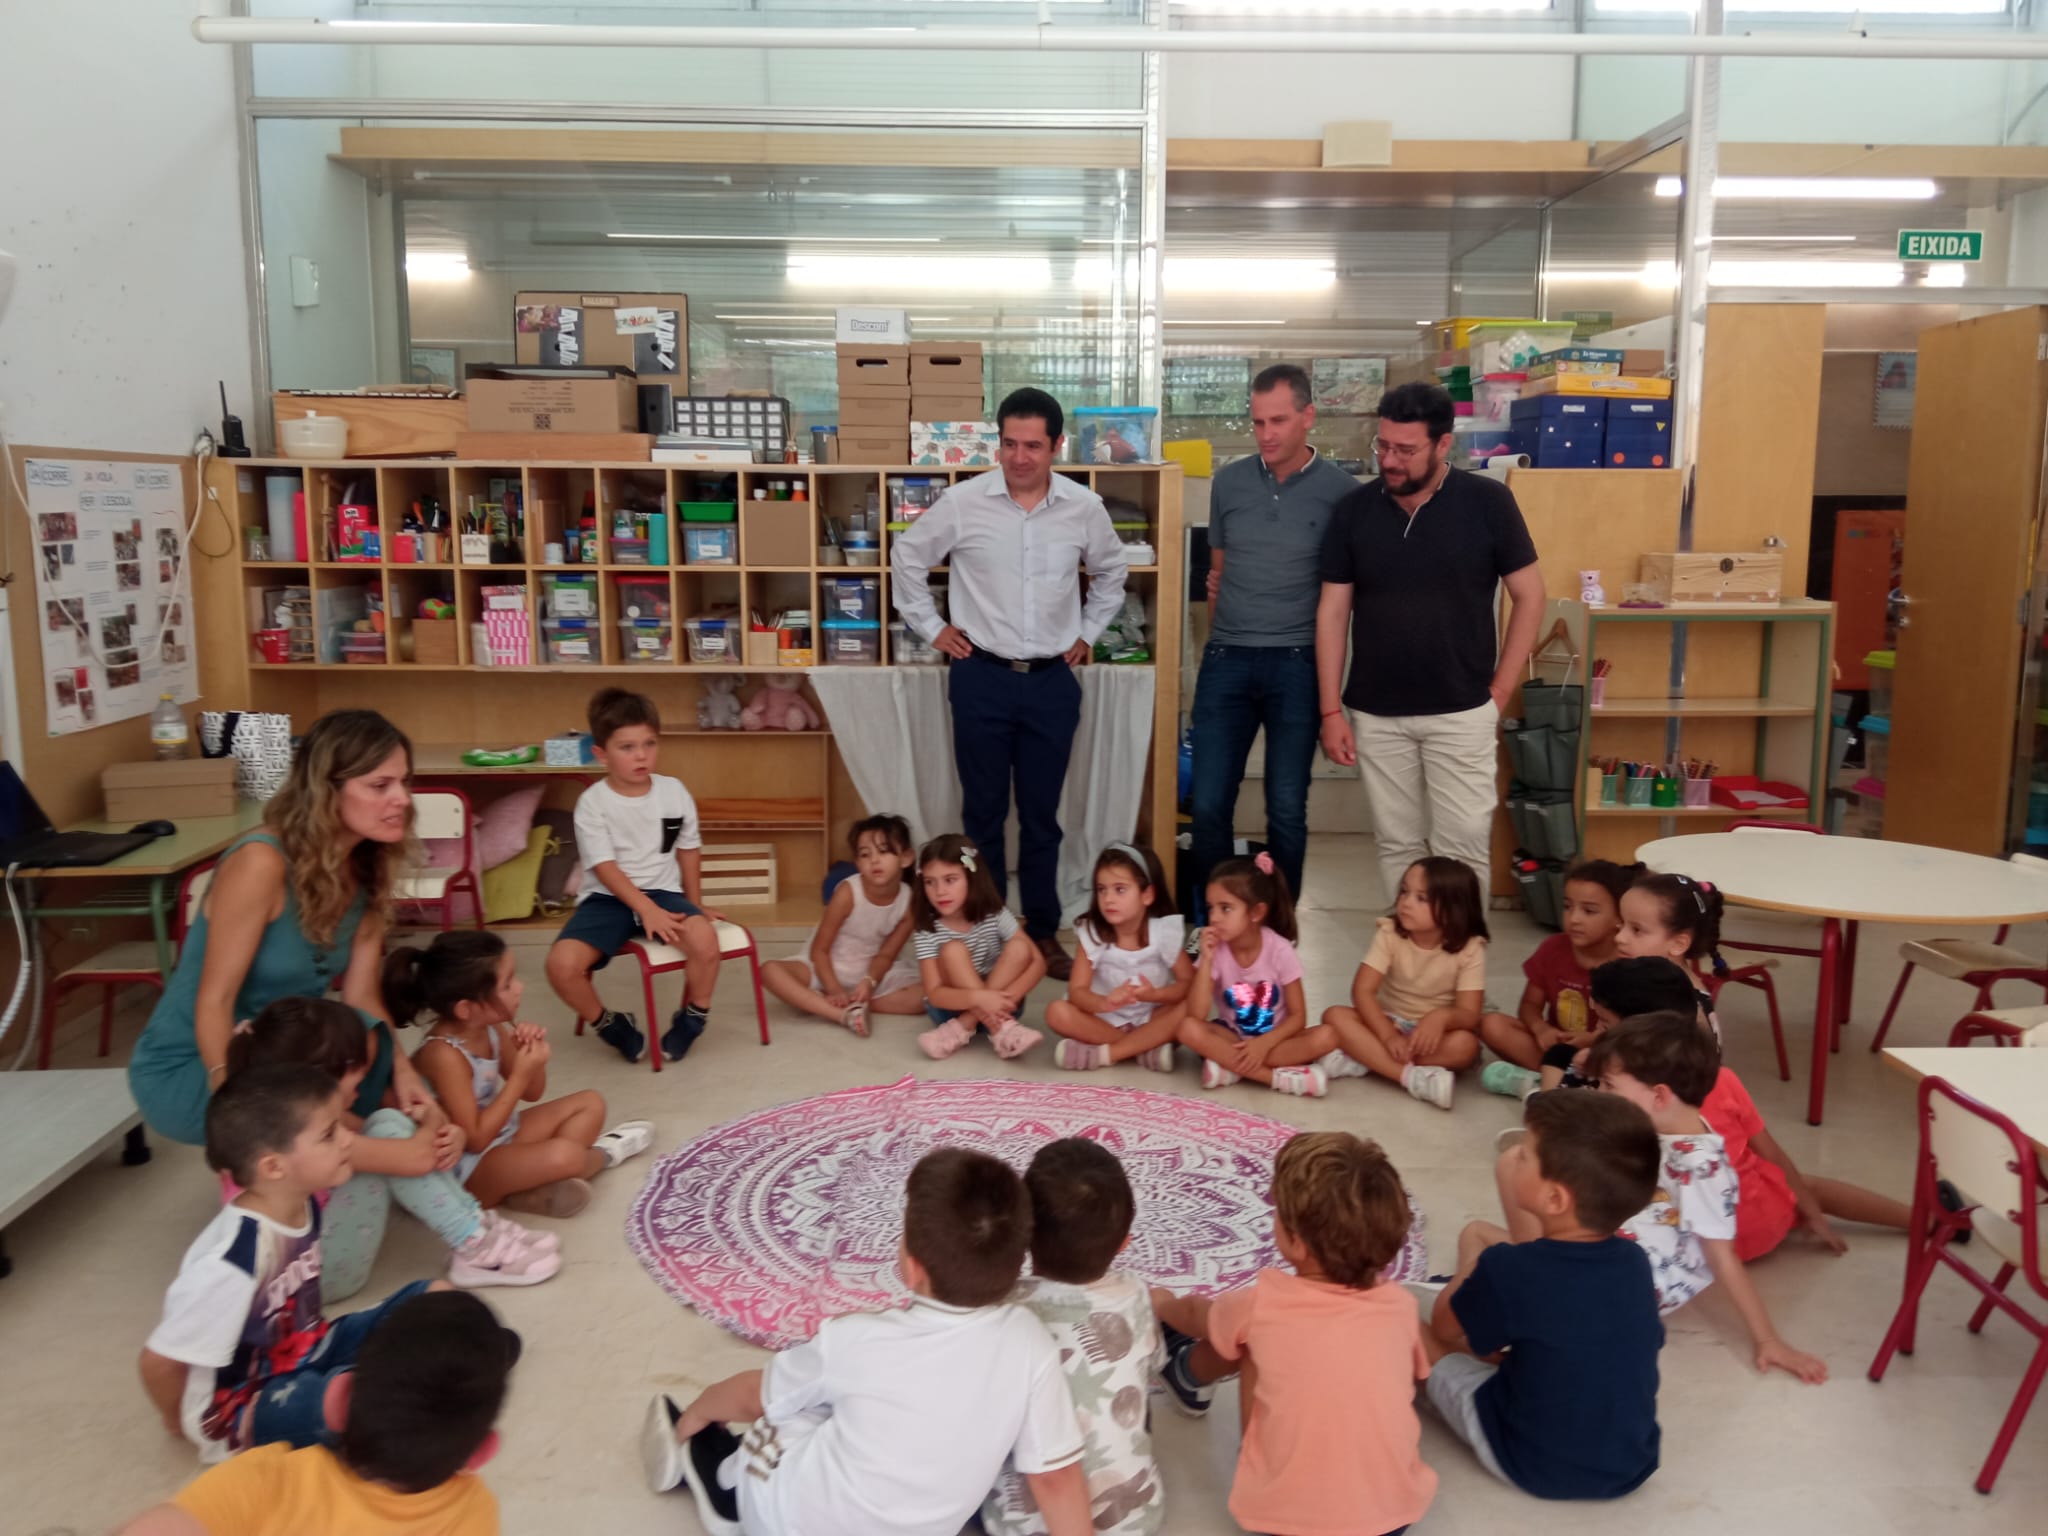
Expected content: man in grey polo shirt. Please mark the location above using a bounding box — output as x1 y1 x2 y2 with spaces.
1189 363 1358 906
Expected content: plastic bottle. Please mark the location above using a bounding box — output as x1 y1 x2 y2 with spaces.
151 693 189 759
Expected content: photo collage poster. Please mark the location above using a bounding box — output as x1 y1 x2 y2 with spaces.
27 458 198 736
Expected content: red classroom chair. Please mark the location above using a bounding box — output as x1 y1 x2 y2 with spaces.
37 861 215 1070
574 919 771 1073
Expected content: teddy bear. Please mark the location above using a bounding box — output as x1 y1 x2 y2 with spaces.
696 674 745 730
743 674 822 732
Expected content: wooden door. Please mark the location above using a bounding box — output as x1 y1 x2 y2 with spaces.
1887 307 2048 853
1830 508 1904 691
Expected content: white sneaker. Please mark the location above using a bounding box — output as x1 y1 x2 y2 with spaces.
448 1219 563 1288
1202 1060 1242 1090
1055 1038 1112 1070
1319 1048 1370 1081
1138 1043 1176 1073
595 1120 655 1169
1270 1065 1328 1099
1404 1064 1455 1111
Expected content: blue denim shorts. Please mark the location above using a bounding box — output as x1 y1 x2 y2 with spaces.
554 890 705 971
244 1280 432 1450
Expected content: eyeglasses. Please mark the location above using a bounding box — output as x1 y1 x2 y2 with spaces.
1371 438 1434 462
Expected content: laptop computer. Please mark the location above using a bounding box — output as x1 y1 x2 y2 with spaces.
0 762 158 869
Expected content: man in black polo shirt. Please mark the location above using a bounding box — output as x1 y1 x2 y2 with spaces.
1316 382 1544 898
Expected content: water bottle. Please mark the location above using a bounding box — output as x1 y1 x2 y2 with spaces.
151 693 189 759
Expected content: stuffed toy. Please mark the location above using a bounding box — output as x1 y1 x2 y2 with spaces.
697 674 745 730
743 675 822 732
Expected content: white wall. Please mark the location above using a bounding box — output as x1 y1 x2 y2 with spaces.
0 1 252 454
257 121 382 391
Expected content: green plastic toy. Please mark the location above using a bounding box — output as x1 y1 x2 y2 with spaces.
460 744 540 767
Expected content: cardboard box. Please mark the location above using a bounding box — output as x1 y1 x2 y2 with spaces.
464 367 639 433
839 395 911 428
836 308 911 345
836 347 911 389
1520 373 1673 399
1638 552 1784 605
514 291 687 383
411 617 461 665
104 758 238 824
1621 349 1667 377
742 498 812 567
911 394 987 423
271 390 467 458
910 423 1000 468
837 432 909 465
455 430 651 461
910 343 984 387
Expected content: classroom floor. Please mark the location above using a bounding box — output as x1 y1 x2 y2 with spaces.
6 834 2045 1535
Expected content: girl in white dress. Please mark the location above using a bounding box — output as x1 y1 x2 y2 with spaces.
762 814 923 1036
1049 841 1195 1072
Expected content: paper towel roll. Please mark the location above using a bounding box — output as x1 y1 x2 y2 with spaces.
1479 453 1530 483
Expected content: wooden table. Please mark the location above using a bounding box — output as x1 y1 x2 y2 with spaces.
1639 832 2048 1126
0 1069 149 1278
1883 1046 2048 1156
14 801 268 976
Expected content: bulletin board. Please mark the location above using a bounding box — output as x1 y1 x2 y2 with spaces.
25 456 198 736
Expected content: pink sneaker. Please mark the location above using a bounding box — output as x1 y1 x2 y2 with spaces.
918 1017 973 1060
448 1219 562 1288
1138 1044 1176 1073
1270 1065 1328 1099
486 1208 558 1255
1202 1060 1242 1090
1055 1039 1112 1071
991 1020 1045 1060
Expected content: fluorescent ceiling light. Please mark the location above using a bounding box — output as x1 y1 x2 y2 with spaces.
1655 176 1940 201
787 254 1053 290
1712 260 1905 287
405 252 470 281
1923 264 1970 288
1711 234 1856 244
1177 1 1551 10
1595 0 2003 13
1164 319 1292 326
609 232 939 244
715 314 833 322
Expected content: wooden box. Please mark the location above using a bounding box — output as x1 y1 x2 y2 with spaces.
104 758 238 824
1638 551 1784 605
411 618 460 665
453 431 651 462
271 390 468 458
701 843 779 907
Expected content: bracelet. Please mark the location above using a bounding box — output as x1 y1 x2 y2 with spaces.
1320 708 1344 720
206 1063 228 1082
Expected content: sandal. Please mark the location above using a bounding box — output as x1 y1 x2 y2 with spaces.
840 1001 870 1038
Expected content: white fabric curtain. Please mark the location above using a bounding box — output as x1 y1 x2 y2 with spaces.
808 666 1157 923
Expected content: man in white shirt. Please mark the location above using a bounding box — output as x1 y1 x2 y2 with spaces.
892 388 1129 980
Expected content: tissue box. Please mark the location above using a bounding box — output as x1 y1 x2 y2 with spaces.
544 732 594 766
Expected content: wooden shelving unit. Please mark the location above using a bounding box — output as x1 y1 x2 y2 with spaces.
194 457 1185 915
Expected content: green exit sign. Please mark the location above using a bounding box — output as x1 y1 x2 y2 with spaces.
1898 229 1983 262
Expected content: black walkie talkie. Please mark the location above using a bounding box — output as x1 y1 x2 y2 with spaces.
218 381 252 458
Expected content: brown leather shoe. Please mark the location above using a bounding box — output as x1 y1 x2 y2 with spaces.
1034 932 1073 982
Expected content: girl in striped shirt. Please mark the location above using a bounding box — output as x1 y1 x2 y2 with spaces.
912 833 1048 1062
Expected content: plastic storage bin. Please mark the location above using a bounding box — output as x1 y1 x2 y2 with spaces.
1073 406 1159 465
619 618 675 664
684 524 738 565
543 619 600 665
1510 396 1607 469
822 617 881 666
615 575 671 621
543 572 597 621
1861 715 1890 783
611 536 651 566
339 631 386 664
822 577 881 624
1863 650 1895 721
682 615 735 664
1604 398 1673 468
889 621 943 665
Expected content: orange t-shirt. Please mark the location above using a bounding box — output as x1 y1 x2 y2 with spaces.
171 1442 498 1536
1207 1269 1437 1536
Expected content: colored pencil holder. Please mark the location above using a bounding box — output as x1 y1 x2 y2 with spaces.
1684 775 1713 808
1625 776 1654 808
1651 775 1682 808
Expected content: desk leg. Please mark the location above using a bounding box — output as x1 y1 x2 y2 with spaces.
1808 917 1841 1126
148 876 173 979
1836 920 1859 1047
123 1125 152 1166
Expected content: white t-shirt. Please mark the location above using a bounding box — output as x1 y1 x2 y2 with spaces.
1075 915 1185 1030
1615 1128 1739 1315
573 774 700 901
738 1298 1084 1536
145 1201 328 1462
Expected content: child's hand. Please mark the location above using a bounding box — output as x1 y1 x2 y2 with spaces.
823 984 851 1011
1533 1022 1563 1052
431 1123 464 1171
1105 980 1142 1011
1800 1206 1849 1255
641 904 691 947
851 977 875 1004
1755 1337 1829 1384
511 1022 547 1050
1384 1029 1413 1065
1197 926 1219 962
508 1035 550 1082
1233 1035 1275 1075
1409 1016 1447 1058
976 988 1016 1022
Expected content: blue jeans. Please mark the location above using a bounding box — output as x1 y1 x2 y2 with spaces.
1189 644 1318 911
244 1280 433 1450
948 652 1082 940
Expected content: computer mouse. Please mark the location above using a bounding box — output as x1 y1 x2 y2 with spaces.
131 820 177 837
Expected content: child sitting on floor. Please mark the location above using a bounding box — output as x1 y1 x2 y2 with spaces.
1529 955 1702 1092
118 1289 520 1536
1177 854 1323 1098
1584 1013 1829 1382
547 687 728 1066
761 814 922 1036
983 1138 1164 1536
388 930 653 1220
644 1148 1092 1536
1048 841 1193 1075
1266 856 1489 1111
141 1065 451 1464
911 833 1049 1061
1614 872 1725 1021
1150 1132 1437 1536
1481 859 1637 1099
1426 1091 1665 1501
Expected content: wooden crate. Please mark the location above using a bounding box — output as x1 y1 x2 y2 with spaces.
272 391 468 458
701 843 779 908
1638 551 1784 605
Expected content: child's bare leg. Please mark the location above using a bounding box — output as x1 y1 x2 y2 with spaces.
468 1097 609 1207
985 942 1040 998
1492 1147 1544 1244
678 915 721 1008
1046 1000 1123 1045
869 982 929 1016
1813 1176 1912 1231
1105 1004 1185 1064
1298 1005 1411 1086
1266 1024 1340 1067
1149 1289 1235 1385
761 958 853 1024
545 938 607 1023
937 944 997 1029
1411 1008 1483 1071
1481 1012 1543 1069
1175 1016 1278 1086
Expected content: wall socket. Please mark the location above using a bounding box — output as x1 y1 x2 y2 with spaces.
290 255 320 309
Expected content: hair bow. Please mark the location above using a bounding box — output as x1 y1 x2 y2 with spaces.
1254 851 1275 876
231 1018 255 1036
958 845 979 873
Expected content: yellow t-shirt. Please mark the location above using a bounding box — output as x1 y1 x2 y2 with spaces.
172 1443 498 1536
1361 916 1488 1022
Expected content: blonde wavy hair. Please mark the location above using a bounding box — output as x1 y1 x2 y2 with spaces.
263 710 417 945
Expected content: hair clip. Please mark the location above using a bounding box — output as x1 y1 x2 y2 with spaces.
231 1018 255 1036
1671 872 1709 913
959 845 978 873
1254 851 1275 876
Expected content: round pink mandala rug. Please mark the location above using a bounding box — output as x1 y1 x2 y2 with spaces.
627 1075 1429 1349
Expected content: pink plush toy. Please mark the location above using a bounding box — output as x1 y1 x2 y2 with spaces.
743 675 822 731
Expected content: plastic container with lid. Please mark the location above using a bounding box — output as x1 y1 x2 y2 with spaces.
616 575 671 621
684 524 738 565
822 617 881 666
683 615 735 664
543 571 597 620
889 621 943 666
618 617 675 664
339 631 387 664
1860 714 1891 783
542 618 600 665
610 536 651 566
822 576 880 624
278 411 349 458
1863 649 1895 722
1072 406 1160 465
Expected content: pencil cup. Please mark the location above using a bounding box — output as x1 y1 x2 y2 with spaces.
1600 772 1620 807
1590 676 1607 708
1625 776 1654 808
1651 775 1682 809
1684 775 1713 808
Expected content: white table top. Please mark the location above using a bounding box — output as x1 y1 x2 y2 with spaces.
1637 832 2048 926
1883 1047 2048 1155
0 1069 142 1227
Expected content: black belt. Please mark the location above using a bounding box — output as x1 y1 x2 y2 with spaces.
969 645 1064 673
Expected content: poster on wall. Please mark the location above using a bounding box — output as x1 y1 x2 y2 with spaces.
1312 356 1387 415
1874 352 1916 429
26 458 198 737
1165 356 1250 417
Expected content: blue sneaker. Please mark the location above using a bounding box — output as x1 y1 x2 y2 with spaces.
593 1010 645 1064
662 1005 707 1063
1156 1323 1214 1418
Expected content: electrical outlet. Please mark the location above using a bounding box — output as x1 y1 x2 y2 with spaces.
290 255 320 309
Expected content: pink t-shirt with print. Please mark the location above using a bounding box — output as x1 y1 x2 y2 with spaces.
1207 927 1304 1034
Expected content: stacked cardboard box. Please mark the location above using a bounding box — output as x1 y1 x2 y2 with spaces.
836 345 910 464
910 342 995 465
